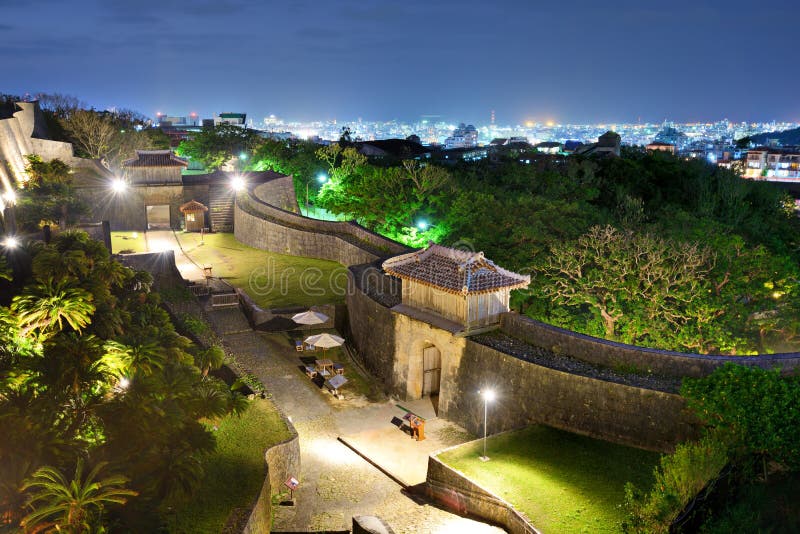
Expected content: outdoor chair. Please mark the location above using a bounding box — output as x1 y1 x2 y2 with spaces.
304 366 317 379
333 363 345 375
295 340 304 352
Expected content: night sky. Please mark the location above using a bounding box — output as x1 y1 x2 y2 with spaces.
2 0 797 124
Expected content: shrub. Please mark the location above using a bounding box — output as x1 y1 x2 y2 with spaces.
623 434 729 533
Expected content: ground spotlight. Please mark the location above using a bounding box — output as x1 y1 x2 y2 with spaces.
3 236 19 249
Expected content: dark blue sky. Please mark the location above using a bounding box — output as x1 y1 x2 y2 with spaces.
2 0 797 124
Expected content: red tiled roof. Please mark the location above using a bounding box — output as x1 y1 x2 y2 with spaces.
123 150 188 168
382 243 530 295
179 200 208 213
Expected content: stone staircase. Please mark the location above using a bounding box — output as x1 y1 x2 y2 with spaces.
208 184 235 232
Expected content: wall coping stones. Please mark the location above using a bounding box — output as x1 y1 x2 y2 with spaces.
501 313 800 378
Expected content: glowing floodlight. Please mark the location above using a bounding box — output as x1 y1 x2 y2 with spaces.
111 178 127 193
3 190 17 205
230 175 246 191
317 173 328 183
481 389 496 402
417 220 429 231
118 377 130 389
3 236 19 249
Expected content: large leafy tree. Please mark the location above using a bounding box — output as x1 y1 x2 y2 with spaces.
177 124 263 171
529 225 719 350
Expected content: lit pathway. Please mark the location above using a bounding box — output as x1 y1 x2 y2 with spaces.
143 230 206 281
208 316 503 534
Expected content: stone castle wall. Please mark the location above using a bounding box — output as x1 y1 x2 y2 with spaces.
233 177 408 266
501 313 800 378
0 102 108 190
346 264 698 452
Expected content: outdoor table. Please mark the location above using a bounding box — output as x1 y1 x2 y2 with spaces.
315 359 334 375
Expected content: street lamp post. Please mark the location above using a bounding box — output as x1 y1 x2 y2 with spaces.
479 389 495 461
316 173 328 220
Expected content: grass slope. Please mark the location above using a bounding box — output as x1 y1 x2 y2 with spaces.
438 425 660 533
163 398 292 533
175 232 348 308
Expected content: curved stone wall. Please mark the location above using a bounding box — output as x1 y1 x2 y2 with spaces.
501 313 800 378
234 176 409 266
345 265 700 451
237 431 301 534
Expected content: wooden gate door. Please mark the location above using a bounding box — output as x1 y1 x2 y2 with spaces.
422 346 441 396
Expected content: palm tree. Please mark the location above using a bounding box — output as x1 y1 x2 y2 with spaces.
40 334 116 396
193 346 225 379
20 460 137 533
12 279 95 339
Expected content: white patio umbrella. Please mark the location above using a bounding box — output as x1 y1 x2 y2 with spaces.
304 333 345 349
292 310 329 325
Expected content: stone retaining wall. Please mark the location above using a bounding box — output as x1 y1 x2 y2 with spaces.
239 431 301 534
426 452 538 534
236 289 338 331
446 340 698 451
501 313 800 378
234 178 408 266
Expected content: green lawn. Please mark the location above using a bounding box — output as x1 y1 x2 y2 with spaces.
163 398 292 534
111 231 148 254
438 425 660 534
174 232 348 308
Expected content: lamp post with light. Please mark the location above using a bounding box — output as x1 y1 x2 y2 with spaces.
479 389 495 461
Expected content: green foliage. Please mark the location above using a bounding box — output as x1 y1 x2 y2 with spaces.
177 124 262 171
179 312 209 337
0 230 249 531
623 434 729 533
681 363 800 470
221 135 800 353
21 460 137 533
16 156 88 230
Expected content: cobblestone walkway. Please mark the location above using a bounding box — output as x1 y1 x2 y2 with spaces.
205 308 502 533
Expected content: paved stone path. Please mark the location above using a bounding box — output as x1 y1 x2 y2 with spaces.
144 230 206 281
205 309 503 533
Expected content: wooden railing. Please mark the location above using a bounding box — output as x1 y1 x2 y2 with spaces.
211 292 239 308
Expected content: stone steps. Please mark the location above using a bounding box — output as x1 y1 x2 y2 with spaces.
208 184 235 232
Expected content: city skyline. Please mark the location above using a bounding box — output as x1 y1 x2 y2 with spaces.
2 0 799 124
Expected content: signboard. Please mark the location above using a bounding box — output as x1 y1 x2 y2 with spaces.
284 476 299 491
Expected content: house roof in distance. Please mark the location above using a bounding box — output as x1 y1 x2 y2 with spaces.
382 243 530 295
123 150 188 168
